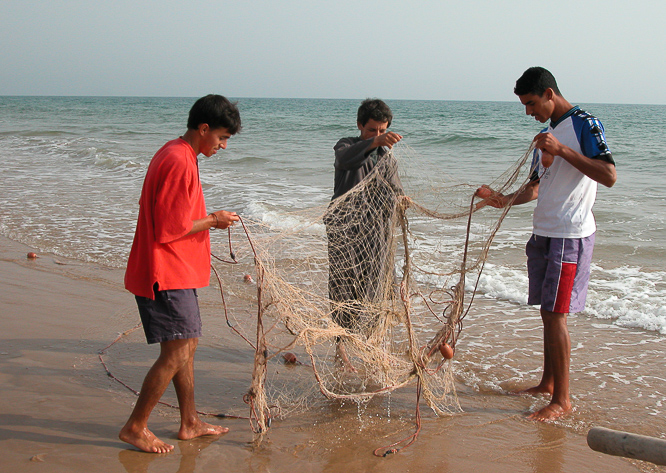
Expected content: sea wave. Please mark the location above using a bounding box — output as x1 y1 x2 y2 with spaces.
244 201 326 235
0 96 663 341
586 265 666 333
416 133 500 146
223 155 273 165
474 262 666 334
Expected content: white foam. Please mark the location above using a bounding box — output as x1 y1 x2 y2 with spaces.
245 201 326 235
475 261 666 334
586 265 666 333
470 263 529 306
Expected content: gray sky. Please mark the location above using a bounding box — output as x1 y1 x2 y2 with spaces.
1 0 664 104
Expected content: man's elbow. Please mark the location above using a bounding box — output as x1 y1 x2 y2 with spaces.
604 177 617 188
601 167 617 188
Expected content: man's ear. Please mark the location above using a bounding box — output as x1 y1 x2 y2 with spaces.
198 123 209 135
544 88 555 101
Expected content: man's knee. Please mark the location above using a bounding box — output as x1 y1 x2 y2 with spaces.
540 308 568 325
158 338 198 369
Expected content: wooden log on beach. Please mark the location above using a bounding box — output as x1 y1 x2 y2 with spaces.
587 427 666 466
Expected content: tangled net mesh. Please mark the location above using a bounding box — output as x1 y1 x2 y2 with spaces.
211 142 535 446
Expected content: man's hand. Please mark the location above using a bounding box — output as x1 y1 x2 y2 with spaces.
211 210 240 229
533 132 561 168
474 185 505 209
533 131 616 188
373 131 403 149
475 185 493 200
398 195 412 210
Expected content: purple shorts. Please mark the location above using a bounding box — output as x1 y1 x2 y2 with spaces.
526 233 595 314
135 285 202 344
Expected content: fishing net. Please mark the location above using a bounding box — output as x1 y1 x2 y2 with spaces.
210 142 535 451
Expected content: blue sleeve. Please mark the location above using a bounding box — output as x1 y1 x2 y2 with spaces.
576 117 615 165
529 125 549 182
529 147 541 182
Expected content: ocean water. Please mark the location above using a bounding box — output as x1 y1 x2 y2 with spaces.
1 96 666 441
0 96 663 330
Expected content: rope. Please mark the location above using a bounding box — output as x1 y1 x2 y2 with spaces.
97 326 249 421
373 378 423 457
97 221 255 421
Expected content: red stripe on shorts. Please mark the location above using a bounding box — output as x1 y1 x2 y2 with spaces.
553 262 577 313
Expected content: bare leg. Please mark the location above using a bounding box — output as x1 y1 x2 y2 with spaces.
527 309 572 421
119 339 195 453
174 338 229 440
335 337 357 373
516 316 555 396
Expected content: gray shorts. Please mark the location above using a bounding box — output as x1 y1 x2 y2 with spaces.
135 285 202 344
526 233 595 314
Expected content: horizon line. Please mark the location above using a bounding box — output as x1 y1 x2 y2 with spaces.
0 94 664 107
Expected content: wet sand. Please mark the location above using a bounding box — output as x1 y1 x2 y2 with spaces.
1 235 662 473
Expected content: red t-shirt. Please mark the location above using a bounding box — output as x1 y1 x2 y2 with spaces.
124 138 211 299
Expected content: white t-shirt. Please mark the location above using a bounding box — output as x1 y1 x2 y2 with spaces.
532 107 614 239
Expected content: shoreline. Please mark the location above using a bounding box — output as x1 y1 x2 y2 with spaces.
0 235 658 472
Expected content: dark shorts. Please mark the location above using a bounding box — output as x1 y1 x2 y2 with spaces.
135 285 202 344
526 233 595 314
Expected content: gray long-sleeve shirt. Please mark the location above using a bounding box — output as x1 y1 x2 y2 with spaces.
332 136 401 200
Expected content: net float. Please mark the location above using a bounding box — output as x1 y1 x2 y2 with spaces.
282 352 298 364
27 252 38 259
439 342 454 360
243 274 254 283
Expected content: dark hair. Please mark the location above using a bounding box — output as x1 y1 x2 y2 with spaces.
187 94 242 134
514 67 561 97
357 98 393 127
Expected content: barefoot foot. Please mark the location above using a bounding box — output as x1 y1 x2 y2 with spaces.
119 425 174 454
527 402 571 422
512 384 553 396
178 421 229 441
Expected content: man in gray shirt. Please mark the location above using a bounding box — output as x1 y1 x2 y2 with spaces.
324 98 404 369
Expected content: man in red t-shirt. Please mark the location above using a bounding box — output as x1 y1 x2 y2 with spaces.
119 95 241 453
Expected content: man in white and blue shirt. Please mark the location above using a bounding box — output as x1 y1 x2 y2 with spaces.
476 67 617 421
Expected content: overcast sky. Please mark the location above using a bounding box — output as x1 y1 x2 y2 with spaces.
1 0 664 104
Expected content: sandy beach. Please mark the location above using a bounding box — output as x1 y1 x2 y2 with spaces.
1 234 662 473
